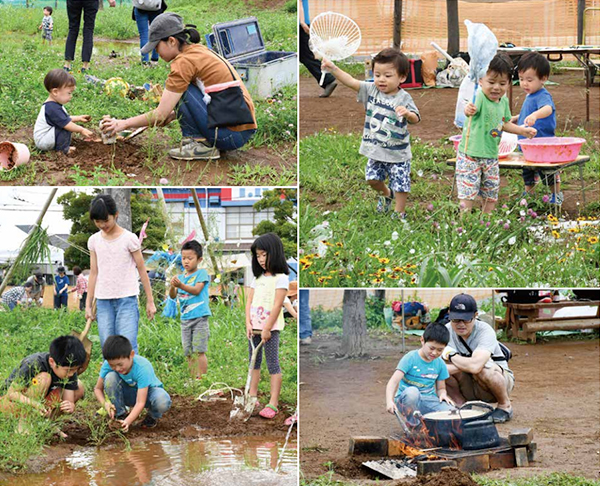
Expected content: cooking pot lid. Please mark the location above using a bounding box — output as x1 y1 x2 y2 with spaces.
422 409 486 421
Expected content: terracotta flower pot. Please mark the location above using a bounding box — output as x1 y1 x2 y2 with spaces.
0 141 30 170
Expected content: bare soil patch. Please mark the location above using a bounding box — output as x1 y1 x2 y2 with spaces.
299 332 600 483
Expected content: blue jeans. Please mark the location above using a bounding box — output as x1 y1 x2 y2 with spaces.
395 386 451 425
54 292 68 309
299 289 312 339
96 296 140 353
104 371 171 419
134 8 160 63
176 84 256 151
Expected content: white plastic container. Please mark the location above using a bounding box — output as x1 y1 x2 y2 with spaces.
208 17 297 100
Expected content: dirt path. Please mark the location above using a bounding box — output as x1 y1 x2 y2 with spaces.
0 127 296 186
300 71 600 141
299 332 600 482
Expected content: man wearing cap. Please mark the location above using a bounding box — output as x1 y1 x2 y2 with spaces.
25 272 46 306
101 12 257 161
442 293 515 423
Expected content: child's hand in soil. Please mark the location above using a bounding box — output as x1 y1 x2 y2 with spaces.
80 128 94 139
60 400 75 414
464 102 477 117
101 117 122 136
118 419 131 432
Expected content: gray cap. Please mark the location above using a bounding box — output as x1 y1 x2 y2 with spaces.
141 12 184 55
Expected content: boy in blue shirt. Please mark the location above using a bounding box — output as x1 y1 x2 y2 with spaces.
94 335 171 430
169 240 212 380
53 266 69 309
513 52 561 204
386 322 453 425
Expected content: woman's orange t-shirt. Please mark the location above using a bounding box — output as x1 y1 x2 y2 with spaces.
166 43 257 132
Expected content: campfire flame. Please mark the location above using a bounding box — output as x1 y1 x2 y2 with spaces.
396 441 427 458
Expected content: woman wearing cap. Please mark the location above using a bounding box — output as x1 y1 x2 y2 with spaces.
101 12 257 161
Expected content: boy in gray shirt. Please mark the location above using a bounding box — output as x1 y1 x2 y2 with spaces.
321 48 420 219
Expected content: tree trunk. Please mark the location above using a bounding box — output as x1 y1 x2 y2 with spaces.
341 290 367 357
393 0 403 50
577 0 585 44
106 189 132 232
373 289 386 326
447 0 460 57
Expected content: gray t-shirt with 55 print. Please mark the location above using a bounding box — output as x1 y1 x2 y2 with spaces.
357 81 420 163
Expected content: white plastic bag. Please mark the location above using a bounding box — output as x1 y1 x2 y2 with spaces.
454 75 476 128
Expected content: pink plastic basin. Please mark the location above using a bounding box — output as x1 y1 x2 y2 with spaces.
448 134 516 158
517 137 585 164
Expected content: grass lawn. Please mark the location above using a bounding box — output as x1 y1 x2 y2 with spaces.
299 129 599 287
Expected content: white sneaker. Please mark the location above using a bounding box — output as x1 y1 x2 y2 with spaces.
300 337 312 345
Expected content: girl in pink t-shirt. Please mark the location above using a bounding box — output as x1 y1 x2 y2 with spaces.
86 195 156 353
245 233 289 420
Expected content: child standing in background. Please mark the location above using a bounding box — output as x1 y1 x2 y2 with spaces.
169 240 212 381
53 266 69 310
39 6 53 46
69 266 88 311
246 233 289 419
86 194 156 354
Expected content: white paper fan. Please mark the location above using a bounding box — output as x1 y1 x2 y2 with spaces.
309 11 361 86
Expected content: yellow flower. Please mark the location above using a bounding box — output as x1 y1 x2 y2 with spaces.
389 274 400 280
547 214 558 222
309 271 318 275
568 227 580 233
302 263 312 271
31 378 39 386
488 267 494 272
577 217 586 221
576 236 582 243
368 253 378 258
410 276 418 284
405 270 415 276
552 230 560 239
372 278 384 284
576 247 587 252
557 258 566 263
378 268 388 274
588 237 599 244
317 276 333 283
378 257 390 264
336 242 344 247
393 266 404 272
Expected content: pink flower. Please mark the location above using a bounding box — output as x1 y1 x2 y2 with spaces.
431 174 438 181
432 222 440 229
503 223 510 230
427 204 434 211
159 178 169 185
457 227 463 234
519 198 528 206
531 212 538 218
502 204 508 209
520 217 525 223
486 222 491 228
542 195 550 203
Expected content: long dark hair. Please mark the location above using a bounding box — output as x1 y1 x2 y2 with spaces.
89 194 118 221
250 233 289 277
163 24 200 51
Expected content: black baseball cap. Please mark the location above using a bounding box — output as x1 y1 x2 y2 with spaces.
141 12 184 55
448 293 477 321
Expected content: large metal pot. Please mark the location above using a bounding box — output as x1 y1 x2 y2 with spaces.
421 401 494 448
461 419 501 450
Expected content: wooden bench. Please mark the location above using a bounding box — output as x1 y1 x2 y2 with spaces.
502 300 600 343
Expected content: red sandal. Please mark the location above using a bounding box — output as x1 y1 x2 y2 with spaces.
259 404 278 419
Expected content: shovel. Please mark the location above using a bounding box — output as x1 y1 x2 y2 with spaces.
120 126 148 141
71 300 95 375
230 331 264 421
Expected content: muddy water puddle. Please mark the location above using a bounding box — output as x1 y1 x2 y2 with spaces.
1 436 297 486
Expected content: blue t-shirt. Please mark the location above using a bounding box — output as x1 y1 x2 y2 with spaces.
517 87 555 140
177 269 211 320
395 349 449 399
100 355 163 389
54 274 69 293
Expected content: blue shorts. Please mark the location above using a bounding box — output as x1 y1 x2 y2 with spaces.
365 159 411 193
